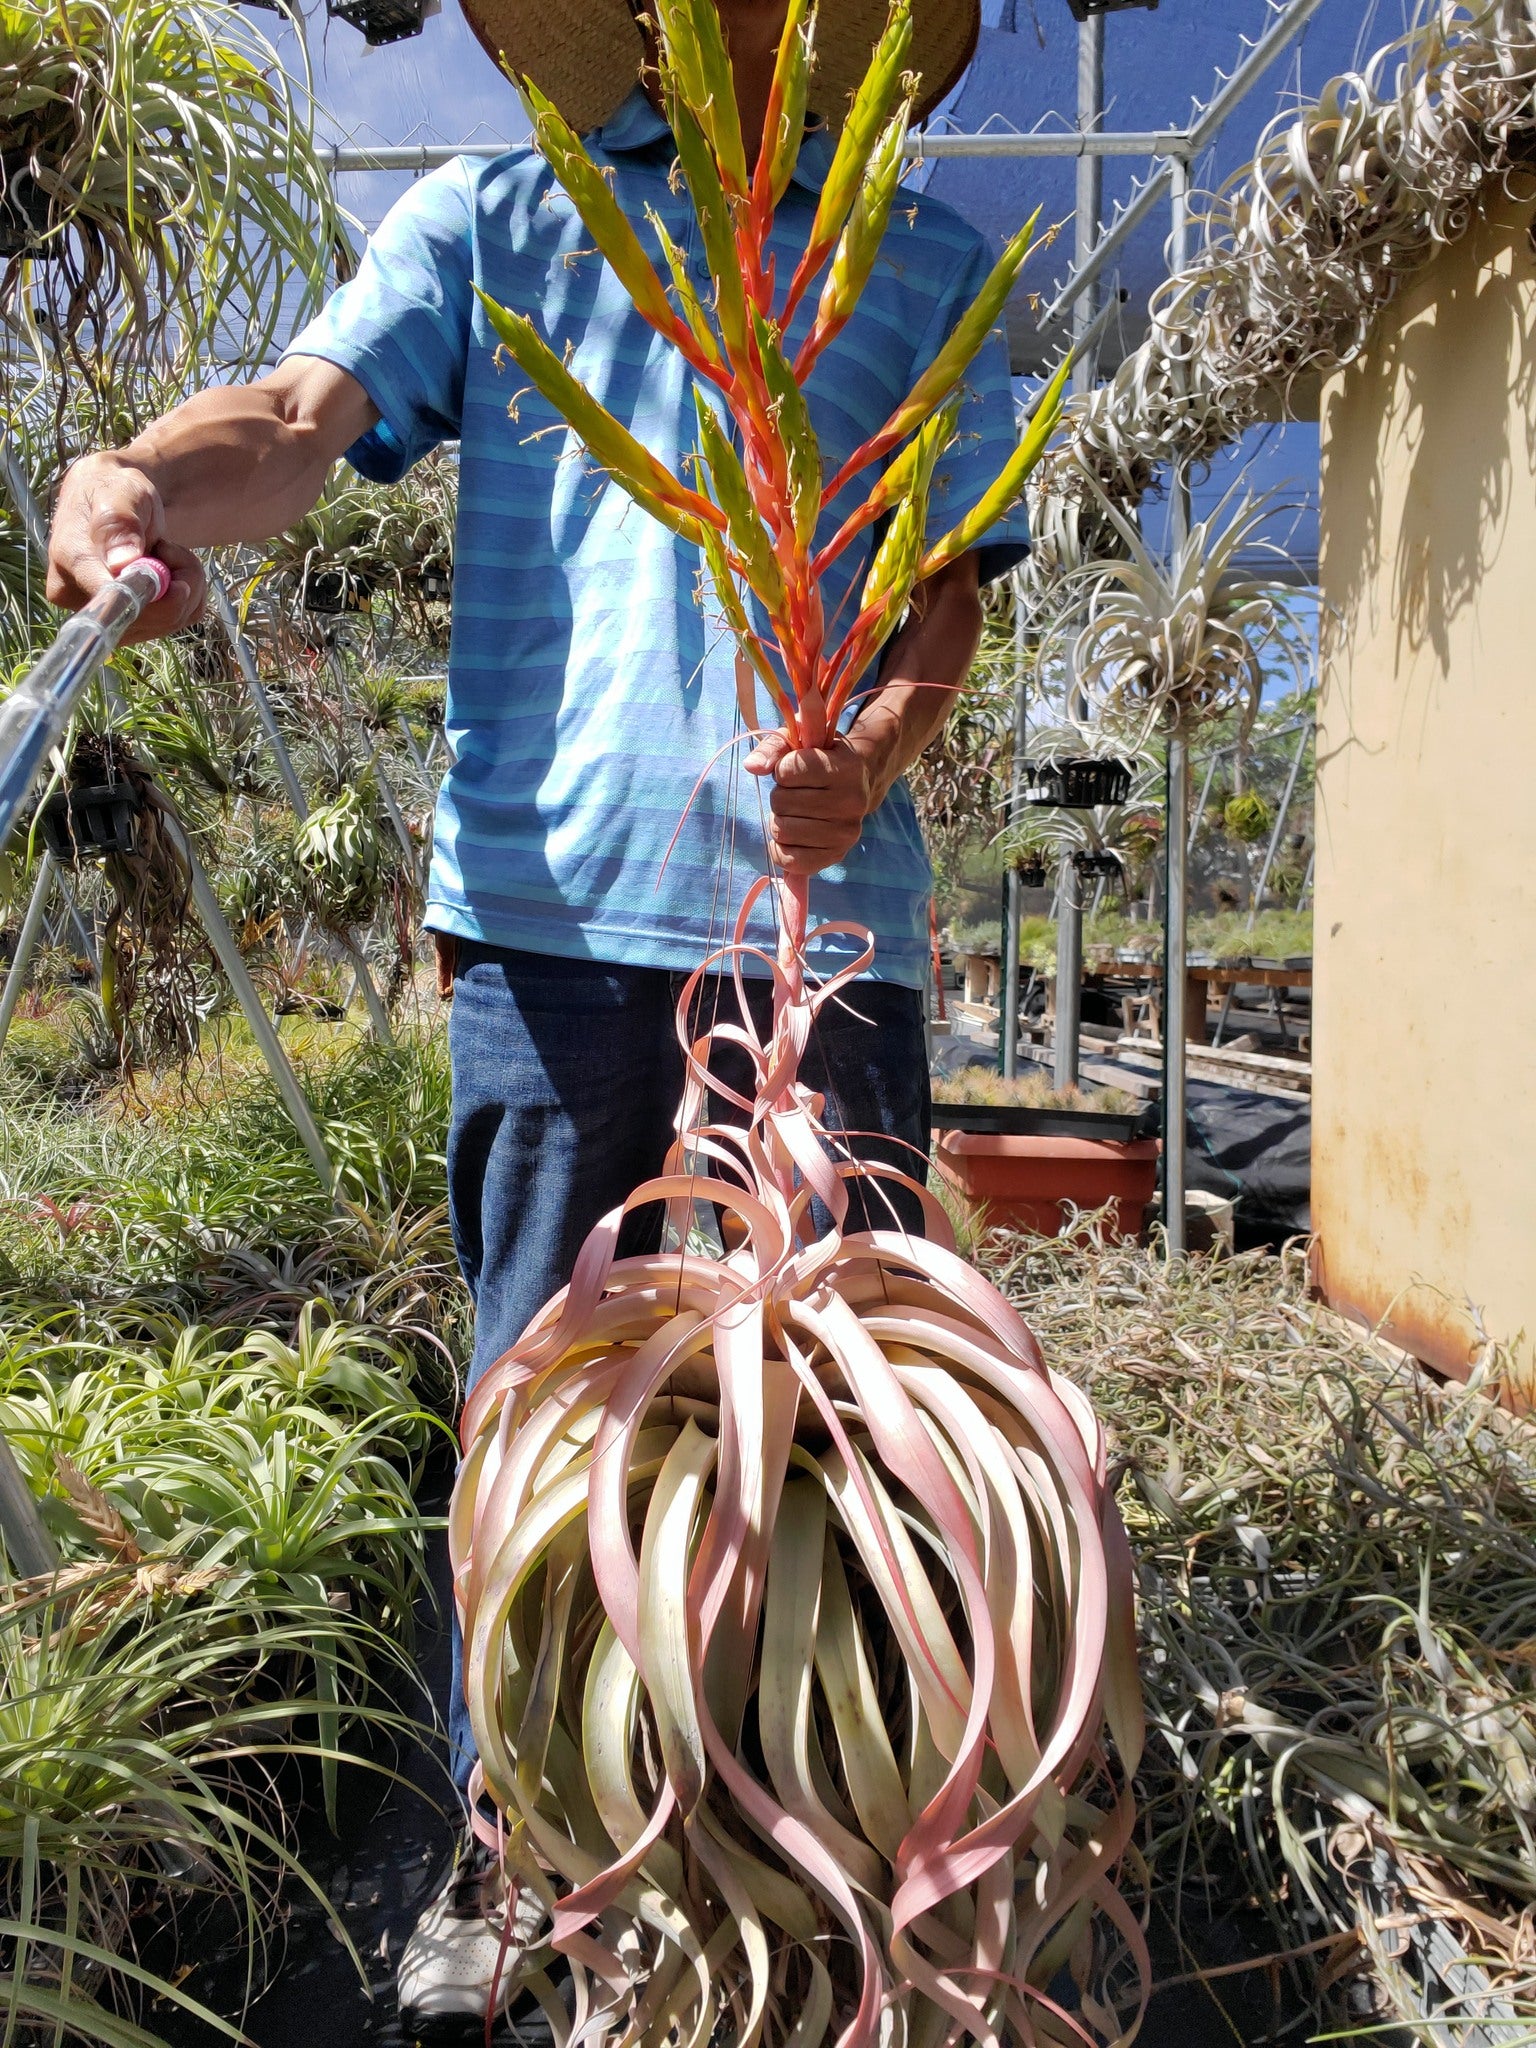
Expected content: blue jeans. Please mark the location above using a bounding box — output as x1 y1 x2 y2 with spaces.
442 938 931 1800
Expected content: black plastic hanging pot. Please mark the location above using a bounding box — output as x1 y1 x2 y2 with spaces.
415 563 453 604
1024 755 1134 809
1016 852 1048 889
37 782 141 862
1071 849 1125 882
325 0 428 45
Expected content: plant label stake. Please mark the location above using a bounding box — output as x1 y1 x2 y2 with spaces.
0 556 172 852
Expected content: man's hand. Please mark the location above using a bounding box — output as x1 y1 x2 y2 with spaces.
45 357 378 646
743 553 985 878
744 725 889 877
48 454 206 644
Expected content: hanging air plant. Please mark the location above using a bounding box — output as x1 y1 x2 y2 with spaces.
1223 788 1273 844
453 4 1144 2044
1067 493 1310 745
292 784 390 929
46 731 211 1065
1027 0 1536 607
0 0 351 420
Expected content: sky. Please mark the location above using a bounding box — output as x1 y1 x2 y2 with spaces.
242 0 1419 588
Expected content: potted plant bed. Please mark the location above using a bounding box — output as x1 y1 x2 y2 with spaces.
931 1071 1160 1239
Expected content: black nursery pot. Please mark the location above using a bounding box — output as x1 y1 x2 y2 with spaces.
1072 850 1125 881
416 564 453 603
325 0 428 44
301 566 371 616
38 784 141 862
1024 756 1134 809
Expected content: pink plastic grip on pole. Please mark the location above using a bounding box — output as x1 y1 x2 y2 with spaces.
123 556 173 604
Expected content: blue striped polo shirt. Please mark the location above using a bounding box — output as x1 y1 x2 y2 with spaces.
285 88 1030 986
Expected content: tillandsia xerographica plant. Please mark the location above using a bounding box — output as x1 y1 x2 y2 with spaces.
454 4 1146 2044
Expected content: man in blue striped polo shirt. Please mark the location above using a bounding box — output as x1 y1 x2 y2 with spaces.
48 0 1029 2027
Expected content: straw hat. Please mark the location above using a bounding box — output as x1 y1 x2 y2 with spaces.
459 0 979 139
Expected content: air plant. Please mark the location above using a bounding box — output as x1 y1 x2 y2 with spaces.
0 1301 445 2043
0 0 351 424
1221 788 1272 845
453 5 1144 2045
1066 494 1310 747
291 784 391 930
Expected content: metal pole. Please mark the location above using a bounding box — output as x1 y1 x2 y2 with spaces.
326 644 415 864
1164 157 1193 1258
1249 719 1312 925
0 853 56 1055
1191 744 1222 856
1001 569 1029 1079
1054 9 1103 1092
166 818 338 1193
1056 855 1084 1086
207 573 394 1043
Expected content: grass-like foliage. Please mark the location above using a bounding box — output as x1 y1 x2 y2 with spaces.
0 1302 448 2042
454 6 1143 2045
994 1230 1536 2036
931 1072 1139 1116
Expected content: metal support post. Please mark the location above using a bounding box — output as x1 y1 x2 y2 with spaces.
166 816 337 1193
1001 568 1029 1080
325 643 415 865
1191 744 1222 856
207 573 395 1043
1249 719 1312 924
1164 156 1193 1258
0 853 56 1055
1054 8 1104 1092
1055 854 1084 1086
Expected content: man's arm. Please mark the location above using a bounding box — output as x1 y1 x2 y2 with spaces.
745 551 984 876
46 356 379 644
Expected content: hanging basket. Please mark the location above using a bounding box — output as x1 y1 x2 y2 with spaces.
414 562 453 604
1023 755 1134 809
1072 849 1125 882
1067 0 1160 17
325 0 428 45
300 565 372 616
37 783 141 862
1015 852 1049 888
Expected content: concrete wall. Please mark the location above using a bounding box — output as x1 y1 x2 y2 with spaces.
1315 193 1536 1394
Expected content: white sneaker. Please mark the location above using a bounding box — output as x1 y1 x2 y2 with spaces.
397 1837 551 2037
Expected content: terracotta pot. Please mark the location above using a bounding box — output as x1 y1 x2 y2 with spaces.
934 1131 1161 1241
